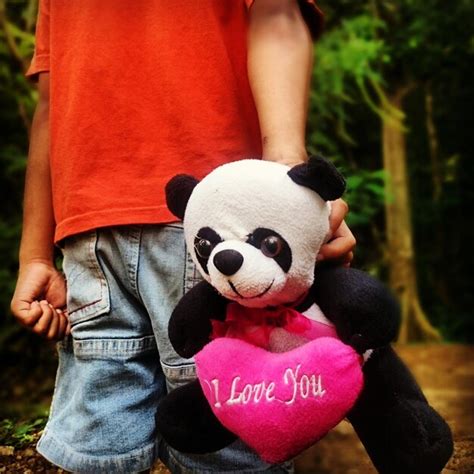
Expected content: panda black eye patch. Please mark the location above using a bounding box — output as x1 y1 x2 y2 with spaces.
194 227 223 274
246 228 292 273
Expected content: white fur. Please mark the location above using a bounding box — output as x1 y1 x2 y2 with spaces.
183 160 331 308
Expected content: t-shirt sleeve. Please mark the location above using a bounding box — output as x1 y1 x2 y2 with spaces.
245 0 324 40
26 0 50 77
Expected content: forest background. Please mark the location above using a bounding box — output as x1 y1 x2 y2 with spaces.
0 0 473 470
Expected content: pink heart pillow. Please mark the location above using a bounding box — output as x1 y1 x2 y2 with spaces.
195 337 363 463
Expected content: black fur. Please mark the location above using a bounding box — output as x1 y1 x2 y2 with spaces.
165 174 199 219
247 228 292 273
288 154 346 201
156 380 237 453
312 264 401 352
348 346 453 474
168 280 228 359
194 227 223 274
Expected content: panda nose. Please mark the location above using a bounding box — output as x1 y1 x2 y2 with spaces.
213 249 244 276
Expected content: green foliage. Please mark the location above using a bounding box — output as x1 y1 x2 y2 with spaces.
375 0 474 86
0 416 47 448
309 14 387 148
306 12 390 240
345 170 386 227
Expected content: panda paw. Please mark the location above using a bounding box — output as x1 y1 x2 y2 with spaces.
378 399 453 473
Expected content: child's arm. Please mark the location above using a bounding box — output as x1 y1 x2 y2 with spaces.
10 72 69 341
247 0 312 167
247 0 355 263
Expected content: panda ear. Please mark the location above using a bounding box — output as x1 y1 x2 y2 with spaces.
165 174 200 220
287 154 346 201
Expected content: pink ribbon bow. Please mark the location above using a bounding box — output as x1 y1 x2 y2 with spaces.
210 302 315 349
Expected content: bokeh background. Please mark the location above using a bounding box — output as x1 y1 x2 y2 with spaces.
0 0 473 472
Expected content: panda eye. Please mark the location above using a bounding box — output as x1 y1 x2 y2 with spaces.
195 239 213 259
261 236 283 258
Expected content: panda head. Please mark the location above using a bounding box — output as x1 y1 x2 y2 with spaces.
166 156 345 308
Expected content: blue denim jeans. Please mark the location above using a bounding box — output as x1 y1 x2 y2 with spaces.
37 225 293 474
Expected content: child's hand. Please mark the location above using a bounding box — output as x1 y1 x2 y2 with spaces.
318 199 356 266
11 261 69 341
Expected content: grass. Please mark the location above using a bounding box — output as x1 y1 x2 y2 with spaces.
0 416 47 448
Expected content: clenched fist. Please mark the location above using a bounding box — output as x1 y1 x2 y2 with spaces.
11 261 69 341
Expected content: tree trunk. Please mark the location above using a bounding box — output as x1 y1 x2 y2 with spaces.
425 83 443 202
425 84 450 305
382 87 442 343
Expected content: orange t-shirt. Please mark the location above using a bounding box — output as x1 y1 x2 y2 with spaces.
27 0 323 242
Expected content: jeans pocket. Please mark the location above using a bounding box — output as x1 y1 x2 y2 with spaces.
63 231 110 326
161 361 196 392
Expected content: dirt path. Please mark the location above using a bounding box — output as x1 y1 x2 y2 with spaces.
1 344 472 473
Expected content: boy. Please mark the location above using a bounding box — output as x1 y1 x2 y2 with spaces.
11 1 355 472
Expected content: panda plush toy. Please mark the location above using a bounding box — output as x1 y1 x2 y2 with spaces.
157 156 453 473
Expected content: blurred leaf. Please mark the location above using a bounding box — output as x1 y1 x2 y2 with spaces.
0 417 47 448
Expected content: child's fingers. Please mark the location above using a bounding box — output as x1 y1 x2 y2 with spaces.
12 300 43 328
32 301 54 337
318 222 356 262
61 308 71 336
342 251 354 267
329 199 349 234
56 310 68 340
46 306 60 341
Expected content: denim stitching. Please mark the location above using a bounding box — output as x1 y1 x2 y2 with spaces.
126 226 142 301
161 362 196 382
68 298 102 315
166 448 293 474
37 429 160 473
92 230 109 312
67 231 109 318
134 225 145 305
66 232 109 319
73 335 157 357
46 339 70 420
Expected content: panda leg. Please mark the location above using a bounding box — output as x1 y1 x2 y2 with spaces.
156 379 237 453
348 346 453 474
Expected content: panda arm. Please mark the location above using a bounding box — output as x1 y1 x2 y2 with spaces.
312 265 400 352
168 281 229 359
